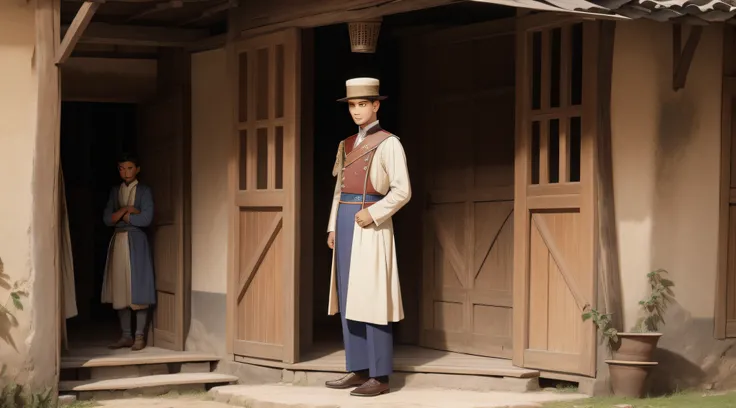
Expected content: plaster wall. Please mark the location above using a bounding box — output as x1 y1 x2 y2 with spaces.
185 48 230 357
0 0 38 382
610 20 734 392
0 0 58 391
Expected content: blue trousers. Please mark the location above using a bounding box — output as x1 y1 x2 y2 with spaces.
335 193 393 378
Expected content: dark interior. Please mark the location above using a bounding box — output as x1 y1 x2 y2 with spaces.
61 101 139 347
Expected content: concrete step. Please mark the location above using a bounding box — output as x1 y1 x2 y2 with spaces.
61 372 238 400
209 384 588 408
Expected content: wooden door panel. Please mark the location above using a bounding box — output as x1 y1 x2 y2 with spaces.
419 22 516 359
514 20 597 376
138 92 185 351
228 28 300 363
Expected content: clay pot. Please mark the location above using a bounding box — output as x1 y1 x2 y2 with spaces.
612 333 662 362
606 360 658 398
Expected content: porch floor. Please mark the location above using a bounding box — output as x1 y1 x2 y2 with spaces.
238 343 539 379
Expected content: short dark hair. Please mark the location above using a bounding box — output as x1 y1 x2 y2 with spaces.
117 152 140 167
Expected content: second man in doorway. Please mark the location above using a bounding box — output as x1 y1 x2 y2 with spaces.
102 153 156 351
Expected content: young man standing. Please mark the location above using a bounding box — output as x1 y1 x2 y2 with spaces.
102 153 156 351
324 78 412 397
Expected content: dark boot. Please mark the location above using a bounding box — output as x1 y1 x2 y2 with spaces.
108 337 134 349
325 371 369 389
131 335 146 351
350 377 390 397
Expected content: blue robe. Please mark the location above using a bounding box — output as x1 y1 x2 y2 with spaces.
102 183 157 307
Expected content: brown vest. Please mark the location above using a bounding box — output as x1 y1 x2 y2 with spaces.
340 125 393 198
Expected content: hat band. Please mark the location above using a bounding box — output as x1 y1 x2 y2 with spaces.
346 85 379 99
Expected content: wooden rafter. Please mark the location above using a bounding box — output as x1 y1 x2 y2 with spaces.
56 0 101 64
60 22 210 47
672 24 704 91
126 0 183 22
179 0 237 26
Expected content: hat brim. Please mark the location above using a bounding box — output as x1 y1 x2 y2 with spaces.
336 95 388 103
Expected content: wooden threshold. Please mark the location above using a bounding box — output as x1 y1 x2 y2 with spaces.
61 346 220 369
59 372 237 392
235 344 539 379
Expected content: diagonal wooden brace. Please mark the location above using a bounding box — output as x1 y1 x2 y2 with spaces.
56 0 102 65
672 24 704 91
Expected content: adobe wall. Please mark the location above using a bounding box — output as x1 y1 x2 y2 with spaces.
0 0 58 393
609 19 735 393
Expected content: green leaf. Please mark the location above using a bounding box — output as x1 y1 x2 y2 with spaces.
12 296 23 311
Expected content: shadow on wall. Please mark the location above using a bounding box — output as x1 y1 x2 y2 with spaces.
647 305 736 394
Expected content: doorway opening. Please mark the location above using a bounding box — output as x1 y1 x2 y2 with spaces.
307 1 518 362
61 101 140 348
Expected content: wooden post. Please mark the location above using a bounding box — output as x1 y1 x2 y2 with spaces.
594 20 623 330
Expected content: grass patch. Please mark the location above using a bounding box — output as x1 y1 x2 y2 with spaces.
543 391 736 408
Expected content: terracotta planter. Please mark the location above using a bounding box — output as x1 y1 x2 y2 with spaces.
612 333 662 362
606 360 658 398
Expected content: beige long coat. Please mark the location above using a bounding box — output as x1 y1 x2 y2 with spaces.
327 135 412 325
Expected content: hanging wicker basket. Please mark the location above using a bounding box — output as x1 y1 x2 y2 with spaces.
348 19 382 53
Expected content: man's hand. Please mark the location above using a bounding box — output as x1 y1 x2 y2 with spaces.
123 212 131 224
126 206 141 215
327 232 335 249
355 208 374 228
111 207 128 224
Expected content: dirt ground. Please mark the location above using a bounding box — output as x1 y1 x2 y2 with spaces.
70 394 227 408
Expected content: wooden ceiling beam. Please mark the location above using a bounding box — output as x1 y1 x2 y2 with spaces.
179 0 236 26
127 0 183 22
57 1 102 64
61 22 210 47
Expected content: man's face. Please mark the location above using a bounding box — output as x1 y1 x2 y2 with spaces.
118 161 140 183
348 99 379 126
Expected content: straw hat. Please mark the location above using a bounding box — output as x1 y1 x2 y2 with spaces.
336 77 388 102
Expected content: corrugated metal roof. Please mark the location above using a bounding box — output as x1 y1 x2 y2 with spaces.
475 0 736 23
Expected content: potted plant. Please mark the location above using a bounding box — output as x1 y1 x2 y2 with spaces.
582 268 675 398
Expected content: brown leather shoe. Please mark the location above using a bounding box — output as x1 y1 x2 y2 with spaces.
325 372 368 389
131 335 146 351
108 337 134 349
350 378 390 397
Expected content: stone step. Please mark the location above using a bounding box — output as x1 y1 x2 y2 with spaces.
60 373 238 400
209 384 589 408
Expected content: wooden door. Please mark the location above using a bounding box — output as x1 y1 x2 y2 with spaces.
513 17 598 376
718 27 736 338
226 28 301 363
138 92 187 351
419 19 516 359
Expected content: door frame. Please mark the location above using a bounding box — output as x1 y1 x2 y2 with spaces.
716 26 736 340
